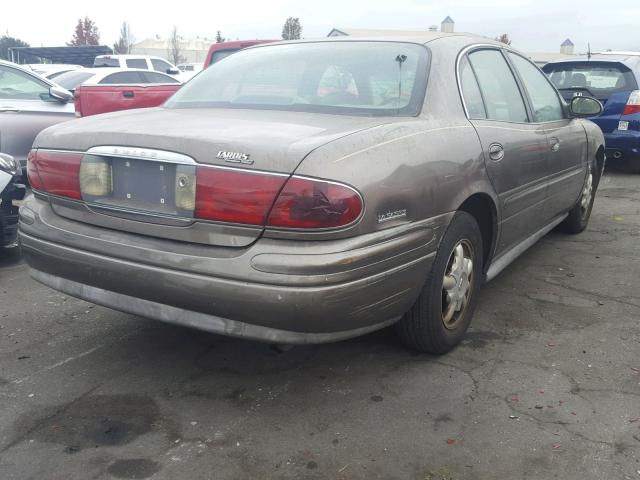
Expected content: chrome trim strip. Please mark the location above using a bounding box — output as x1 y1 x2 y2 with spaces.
197 163 290 177
485 213 568 282
86 145 196 165
35 148 85 155
85 146 291 177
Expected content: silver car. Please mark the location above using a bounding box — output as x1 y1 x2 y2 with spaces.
0 60 74 168
19 34 605 353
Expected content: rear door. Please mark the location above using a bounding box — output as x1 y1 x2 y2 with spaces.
0 64 73 167
507 52 587 215
461 48 551 253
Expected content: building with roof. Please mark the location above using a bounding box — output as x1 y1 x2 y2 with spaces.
130 37 215 63
327 26 580 67
329 16 456 37
560 38 575 54
441 16 455 33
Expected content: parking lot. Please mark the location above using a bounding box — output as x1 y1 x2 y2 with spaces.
0 170 638 479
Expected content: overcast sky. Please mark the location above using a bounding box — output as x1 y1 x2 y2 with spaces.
4 0 639 53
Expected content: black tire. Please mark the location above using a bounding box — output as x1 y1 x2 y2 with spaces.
558 163 598 234
396 211 483 354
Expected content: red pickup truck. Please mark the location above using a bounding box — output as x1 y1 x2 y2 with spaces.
74 83 182 118
75 41 277 118
204 39 277 67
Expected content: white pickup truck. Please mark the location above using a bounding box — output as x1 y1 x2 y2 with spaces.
93 55 184 79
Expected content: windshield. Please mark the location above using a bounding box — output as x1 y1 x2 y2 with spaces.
168 41 428 116
544 61 638 98
54 71 95 90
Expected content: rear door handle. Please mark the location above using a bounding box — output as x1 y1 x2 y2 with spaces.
549 137 560 152
0 106 20 113
122 91 134 98
488 143 504 161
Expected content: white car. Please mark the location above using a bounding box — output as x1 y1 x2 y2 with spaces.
177 62 203 73
93 55 183 79
52 67 181 92
177 62 203 80
29 65 84 81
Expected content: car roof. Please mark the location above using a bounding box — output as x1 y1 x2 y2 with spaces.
544 54 640 68
54 67 180 88
281 32 500 45
94 54 168 61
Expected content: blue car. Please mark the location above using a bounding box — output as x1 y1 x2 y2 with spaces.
543 53 640 172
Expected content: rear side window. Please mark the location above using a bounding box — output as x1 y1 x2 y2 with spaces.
93 57 119 67
99 71 145 84
508 53 564 122
126 59 148 69
459 56 486 119
53 71 95 90
141 72 180 84
468 49 528 123
151 59 173 73
210 49 239 65
544 61 638 98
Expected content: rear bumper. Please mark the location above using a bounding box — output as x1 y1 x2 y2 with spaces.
604 130 640 159
19 196 446 343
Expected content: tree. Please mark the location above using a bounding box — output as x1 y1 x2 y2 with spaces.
0 35 30 61
68 17 100 46
113 21 135 54
168 25 186 65
495 33 511 45
215 30 225 43
281 17 302 40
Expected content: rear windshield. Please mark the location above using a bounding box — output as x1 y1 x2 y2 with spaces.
210 49 240 65
544 61 638 98
94 57 120 68
169 42 428 116
54 71 95 90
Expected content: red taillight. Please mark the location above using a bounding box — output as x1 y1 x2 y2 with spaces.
195 167 287 225
28 149 82 199
26 149 44 190
267 176 363 229
194 167 363 229
623 90 640 116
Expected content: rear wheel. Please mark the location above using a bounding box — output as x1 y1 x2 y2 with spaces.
559 163 597 234
396 211 483 354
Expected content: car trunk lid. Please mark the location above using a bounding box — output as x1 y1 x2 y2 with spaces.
33 107 387 247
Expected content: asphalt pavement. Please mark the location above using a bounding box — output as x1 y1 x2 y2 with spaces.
0 170 639 480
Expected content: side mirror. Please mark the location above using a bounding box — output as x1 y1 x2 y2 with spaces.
49 85 73 104
167 67 180 75
569 96 603 118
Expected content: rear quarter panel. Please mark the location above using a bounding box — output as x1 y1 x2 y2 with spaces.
288 38 498 242
594 91 631 133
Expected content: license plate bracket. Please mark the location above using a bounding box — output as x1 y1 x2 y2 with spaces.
83 157 196 217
